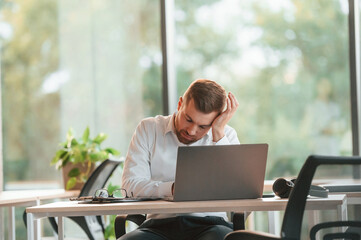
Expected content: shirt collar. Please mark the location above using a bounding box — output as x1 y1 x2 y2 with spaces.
164 113 176 136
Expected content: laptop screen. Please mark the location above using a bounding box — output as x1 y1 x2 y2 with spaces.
173 144 268 201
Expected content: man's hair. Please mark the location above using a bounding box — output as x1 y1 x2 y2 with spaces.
183 79 226 114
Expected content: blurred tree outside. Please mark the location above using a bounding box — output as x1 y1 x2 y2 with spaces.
246 0 351 178
1 0 162 186
1 0 61 183
174 0 351 179
1 0 162 238
56 0 162 155
1 0 352 184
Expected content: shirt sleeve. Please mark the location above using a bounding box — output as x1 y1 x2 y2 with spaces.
121 120 173 198
214 125 240 145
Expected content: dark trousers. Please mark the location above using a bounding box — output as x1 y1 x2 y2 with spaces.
118 216 233 240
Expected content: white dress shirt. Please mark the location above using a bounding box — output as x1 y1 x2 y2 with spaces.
122 114 240 219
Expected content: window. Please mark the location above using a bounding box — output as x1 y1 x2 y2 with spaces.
174 0 352 179
1 0 162 189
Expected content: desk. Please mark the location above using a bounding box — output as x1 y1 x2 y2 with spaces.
0 189 79 240
26 194 347 240
337 192 361 204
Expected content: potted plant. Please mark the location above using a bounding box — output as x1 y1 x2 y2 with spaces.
51 126 120 190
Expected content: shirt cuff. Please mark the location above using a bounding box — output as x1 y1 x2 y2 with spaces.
158 181 174 197
214 135 230 145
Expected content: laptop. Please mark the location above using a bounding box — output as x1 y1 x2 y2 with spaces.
170 143 268 201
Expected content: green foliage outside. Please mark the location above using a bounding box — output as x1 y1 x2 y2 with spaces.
175 0 351 179
2 0 61 184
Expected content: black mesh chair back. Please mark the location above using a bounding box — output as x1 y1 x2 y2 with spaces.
310 221 361 240
225 155 361 240
23 159 122 239
51 159 122 240
281 155 361 239
79 159 122 197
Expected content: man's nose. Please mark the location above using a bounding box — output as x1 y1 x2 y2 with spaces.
187 124 197 135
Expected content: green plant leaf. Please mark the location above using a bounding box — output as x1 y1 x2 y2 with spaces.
93 133 107 144
53 127 120 192
60 150 68 158
66 177 77 190
51 151 70 170
67 156 74 164
89 152 108 162
50 149 66 165
74 150 84 163
104 148 120 156
61 141 68 148
70 138 78 147
50 157 59 166
68 167 80 177
66 128 74 147
82 126 90 143
66 128 74 139
61 156 70 168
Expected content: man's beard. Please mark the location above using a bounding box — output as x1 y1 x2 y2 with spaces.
174 115 197 144
175 129 197 144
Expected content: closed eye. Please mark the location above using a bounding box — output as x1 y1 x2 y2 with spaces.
185 115 193 123
185 114 210 129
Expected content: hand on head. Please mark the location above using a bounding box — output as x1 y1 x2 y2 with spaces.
212 92 239 142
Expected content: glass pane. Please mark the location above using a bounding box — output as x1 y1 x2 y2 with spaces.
1 0 162 189
175 0 352 179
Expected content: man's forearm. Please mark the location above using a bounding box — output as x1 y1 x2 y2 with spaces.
122 178 173 198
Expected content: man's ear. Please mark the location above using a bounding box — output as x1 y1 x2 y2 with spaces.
177 97 183 111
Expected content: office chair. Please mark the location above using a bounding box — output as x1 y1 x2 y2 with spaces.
54 158 122 240
310 221 361 240
24 159 122 240
114 212 248 239
224 155 361 240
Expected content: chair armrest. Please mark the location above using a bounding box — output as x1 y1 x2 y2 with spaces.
114 214 146 239
225 230 280 240
310 221 361 240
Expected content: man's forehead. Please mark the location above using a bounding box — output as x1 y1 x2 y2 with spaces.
184 109 217 126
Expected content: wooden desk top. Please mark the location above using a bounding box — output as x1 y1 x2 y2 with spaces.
0 189 79 207
26 194 346 218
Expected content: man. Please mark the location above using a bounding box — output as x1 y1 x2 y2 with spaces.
120 79 239 240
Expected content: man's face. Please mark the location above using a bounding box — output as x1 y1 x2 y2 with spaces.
174 98 218 144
